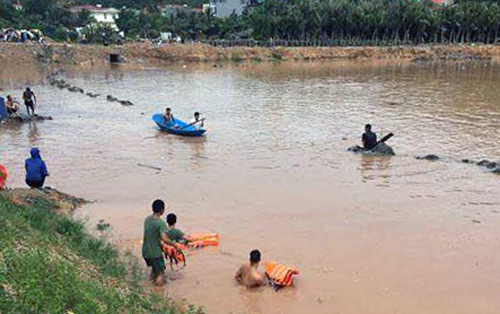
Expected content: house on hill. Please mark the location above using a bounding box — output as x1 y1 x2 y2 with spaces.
12 2 23 10
208 0 262 18
69 5 120 30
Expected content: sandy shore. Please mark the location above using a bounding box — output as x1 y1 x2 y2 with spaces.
1 42 499 70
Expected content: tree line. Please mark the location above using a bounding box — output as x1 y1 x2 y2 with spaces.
117 0 500 45
0 0 92 41
2 0 500 45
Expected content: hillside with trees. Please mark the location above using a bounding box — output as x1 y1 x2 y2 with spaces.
2 0 500 45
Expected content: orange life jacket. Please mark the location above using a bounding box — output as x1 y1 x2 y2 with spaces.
161 242 186 271
264 261 299 288
186 233 219 248
0 165 7 189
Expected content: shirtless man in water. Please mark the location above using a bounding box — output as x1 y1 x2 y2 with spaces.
235 249 266 288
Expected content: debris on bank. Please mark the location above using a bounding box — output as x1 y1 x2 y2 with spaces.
3 42 500 69
0 187 90 212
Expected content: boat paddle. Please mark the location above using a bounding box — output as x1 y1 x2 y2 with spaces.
179 118 206 130
366 132 394 151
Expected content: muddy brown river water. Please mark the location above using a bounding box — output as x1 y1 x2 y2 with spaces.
1 61 500 314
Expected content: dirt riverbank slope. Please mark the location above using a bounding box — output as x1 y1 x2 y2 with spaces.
1 42 500 69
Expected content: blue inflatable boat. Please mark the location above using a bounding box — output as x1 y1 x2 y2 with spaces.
152 114 206 137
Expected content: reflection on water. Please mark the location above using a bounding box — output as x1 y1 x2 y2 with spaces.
358 154 392 184
1 61 500 314
27 122 40 146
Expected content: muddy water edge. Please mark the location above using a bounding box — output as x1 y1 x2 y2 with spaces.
1 59 500 314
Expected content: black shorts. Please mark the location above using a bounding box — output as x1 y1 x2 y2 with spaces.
144 256 166 274
25 100 34 109
26 179 44 189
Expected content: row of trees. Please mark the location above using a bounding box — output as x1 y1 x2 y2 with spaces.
0 0 92 41
73 0 205 9
237 0 500 45
113 0 500 45
2 0 500 45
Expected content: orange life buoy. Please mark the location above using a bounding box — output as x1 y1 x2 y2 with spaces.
0 165 8 189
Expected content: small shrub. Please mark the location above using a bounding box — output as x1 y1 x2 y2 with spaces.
231 52 243 62
96 219 110 232
271 50 283 60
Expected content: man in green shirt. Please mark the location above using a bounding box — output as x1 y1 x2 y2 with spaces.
142 199 180 286
166 213 187 243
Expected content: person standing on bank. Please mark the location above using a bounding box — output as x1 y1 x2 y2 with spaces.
142 199 182 286
25 148 49 189
23 87 37 116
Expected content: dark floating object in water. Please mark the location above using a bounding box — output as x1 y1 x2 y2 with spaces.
348 142 395 156
2 114 53 123
106 95 133 106
462 158 500 175
137 163 162 171
415 154 440 161
119 100 134 106
477 160 498 169
67 86 84 93
86 92 100 98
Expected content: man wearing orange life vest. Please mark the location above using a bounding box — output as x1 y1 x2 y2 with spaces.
235 249 266 288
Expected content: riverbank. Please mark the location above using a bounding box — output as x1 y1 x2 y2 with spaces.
1 42 499 70
0 188 199 313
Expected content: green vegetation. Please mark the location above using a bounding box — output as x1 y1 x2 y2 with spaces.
0 194 186 313
114 0 500 45
3 0 500 45
0 0 93 41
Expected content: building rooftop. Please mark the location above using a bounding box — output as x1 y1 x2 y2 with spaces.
69 5 120 14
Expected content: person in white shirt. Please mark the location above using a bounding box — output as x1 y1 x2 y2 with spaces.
189 112 205 130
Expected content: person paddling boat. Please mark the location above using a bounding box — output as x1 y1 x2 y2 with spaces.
188 111 205 130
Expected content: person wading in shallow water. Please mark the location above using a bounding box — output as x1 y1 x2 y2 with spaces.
142 199 181 286
235 249 266 288
362 124 377 150
23 87 37 116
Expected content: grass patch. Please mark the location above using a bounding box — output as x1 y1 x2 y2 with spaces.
0 195 195 314
271 50 284 61
230 52 244 62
